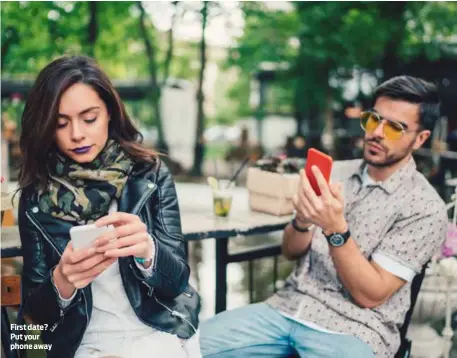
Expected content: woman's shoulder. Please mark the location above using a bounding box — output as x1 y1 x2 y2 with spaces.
131 156 173 184
17 185 38 208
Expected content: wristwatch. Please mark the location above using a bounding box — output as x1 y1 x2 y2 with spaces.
324 229 351 247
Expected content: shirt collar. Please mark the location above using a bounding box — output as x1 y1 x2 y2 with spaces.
352 157 417 195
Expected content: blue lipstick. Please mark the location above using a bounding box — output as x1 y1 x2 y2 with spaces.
72 146 92 154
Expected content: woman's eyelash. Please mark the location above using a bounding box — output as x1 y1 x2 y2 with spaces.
56 118 96 128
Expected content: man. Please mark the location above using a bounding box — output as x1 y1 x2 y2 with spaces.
200 76 448 358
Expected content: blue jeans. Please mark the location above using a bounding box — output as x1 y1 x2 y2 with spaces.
200 303 375 358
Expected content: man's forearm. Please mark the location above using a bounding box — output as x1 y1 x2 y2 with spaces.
329 237 394 308
282 223 314 260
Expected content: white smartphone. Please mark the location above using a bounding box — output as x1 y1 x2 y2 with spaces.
69 224 114 250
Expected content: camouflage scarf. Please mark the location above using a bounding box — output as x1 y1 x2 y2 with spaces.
38 139 133 224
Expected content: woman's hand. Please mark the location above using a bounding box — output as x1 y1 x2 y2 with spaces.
93 212 153 264
53 243 117 297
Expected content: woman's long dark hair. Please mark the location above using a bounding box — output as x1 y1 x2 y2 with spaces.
19 55 158 190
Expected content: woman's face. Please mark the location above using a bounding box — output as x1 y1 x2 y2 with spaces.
55 83 110 163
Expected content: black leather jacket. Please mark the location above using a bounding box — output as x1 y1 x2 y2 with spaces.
17 159 200 358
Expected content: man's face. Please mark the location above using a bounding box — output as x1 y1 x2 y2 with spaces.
363 96 430 168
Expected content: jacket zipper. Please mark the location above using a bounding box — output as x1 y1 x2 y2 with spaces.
114 181 161 331
25 211 90 337
49 308 65 332
127 183 158 296
152 293 197 333
123 183 196 335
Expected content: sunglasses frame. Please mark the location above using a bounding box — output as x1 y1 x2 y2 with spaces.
360 110 420 141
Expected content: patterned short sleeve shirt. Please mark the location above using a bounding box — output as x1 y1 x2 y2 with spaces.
266 158 448 357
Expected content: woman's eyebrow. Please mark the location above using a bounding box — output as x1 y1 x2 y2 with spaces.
58 106 100 119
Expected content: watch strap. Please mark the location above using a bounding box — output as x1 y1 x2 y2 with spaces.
291 218 314 233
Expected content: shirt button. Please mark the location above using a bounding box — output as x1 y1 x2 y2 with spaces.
32 207 39 213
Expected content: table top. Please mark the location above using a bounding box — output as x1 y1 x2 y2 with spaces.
1 183 290 258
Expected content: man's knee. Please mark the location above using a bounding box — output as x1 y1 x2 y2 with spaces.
200 308 243 346
200 304 266 354
200 303 289 357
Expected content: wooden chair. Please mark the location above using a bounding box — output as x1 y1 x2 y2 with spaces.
1 275 21 358
1 188 21 358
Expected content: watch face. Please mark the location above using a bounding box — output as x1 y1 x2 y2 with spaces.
329 234 346 247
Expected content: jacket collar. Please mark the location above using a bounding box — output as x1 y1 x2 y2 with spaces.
118 158 160 213
118 176 157 214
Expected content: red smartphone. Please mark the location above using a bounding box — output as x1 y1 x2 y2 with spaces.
305 148 333 196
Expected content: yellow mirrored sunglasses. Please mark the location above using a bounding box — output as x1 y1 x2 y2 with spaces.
360 110 419 141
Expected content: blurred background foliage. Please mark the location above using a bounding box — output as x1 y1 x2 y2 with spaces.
2 1 457 172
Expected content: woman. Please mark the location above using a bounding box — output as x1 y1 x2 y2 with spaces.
16 55 201 358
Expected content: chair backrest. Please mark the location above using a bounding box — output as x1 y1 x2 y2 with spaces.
1 275 21 307
398 262 429 340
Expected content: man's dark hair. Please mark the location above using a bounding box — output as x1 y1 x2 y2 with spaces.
372 75 440 131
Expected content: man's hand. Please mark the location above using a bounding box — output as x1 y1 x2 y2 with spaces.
295 165 348 235
94 212 153 268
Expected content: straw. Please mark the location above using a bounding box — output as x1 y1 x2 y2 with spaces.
213 159 219 180
226 157 250 188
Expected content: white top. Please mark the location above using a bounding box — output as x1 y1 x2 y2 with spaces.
55 201 157 346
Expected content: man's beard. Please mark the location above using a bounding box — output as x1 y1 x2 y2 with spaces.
363 138 415 168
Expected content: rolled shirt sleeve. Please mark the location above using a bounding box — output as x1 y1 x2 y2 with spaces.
371 202 448 276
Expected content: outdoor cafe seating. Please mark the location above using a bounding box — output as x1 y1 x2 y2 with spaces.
1 159 456 358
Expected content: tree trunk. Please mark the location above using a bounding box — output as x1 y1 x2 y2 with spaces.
1 27 18 70
293 76 306 137
138 2 168 153
161 1 178 87
87 2 97 58
379 2 407 80
293 33 306 136
191 2 208 176
323 82 335 156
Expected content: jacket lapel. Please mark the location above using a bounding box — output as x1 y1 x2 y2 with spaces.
118 177 157 214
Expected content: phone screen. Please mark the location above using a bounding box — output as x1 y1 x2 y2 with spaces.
70 224 113 250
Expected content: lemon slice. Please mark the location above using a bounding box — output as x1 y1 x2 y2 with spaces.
207 176 219 190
